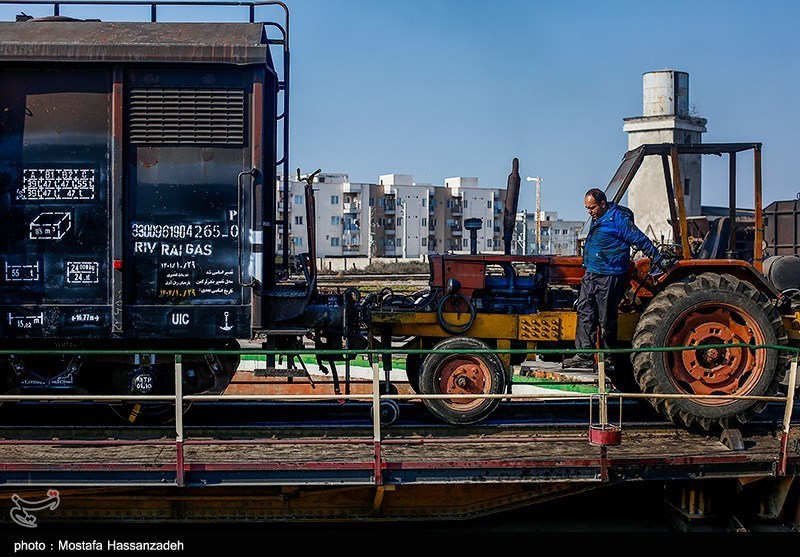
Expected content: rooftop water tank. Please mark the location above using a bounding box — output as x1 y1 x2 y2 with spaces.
643 70 689 117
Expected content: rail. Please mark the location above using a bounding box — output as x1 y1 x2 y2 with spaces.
0 343 797 487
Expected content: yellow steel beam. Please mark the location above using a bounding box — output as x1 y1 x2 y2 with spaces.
783 313 800 341
371 311 641 342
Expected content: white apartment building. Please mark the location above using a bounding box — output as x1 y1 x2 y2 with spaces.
277 172 506 262
445 177 505 253
513 211 584 256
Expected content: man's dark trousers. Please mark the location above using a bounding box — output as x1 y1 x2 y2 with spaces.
575 272 629 356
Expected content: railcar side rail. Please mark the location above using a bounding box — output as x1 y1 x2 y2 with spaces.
0 344 797 488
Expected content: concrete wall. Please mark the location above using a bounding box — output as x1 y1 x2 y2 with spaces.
317 256 425 272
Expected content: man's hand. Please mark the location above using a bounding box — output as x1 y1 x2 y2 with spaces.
652 256 677 275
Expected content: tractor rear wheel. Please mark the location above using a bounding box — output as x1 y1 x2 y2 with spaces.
631 273 788 431
419 337 507 424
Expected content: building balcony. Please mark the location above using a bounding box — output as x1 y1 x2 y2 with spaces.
343 202 361 213
384 247 397 256
342 234 361 246
277 202 292 212
451 205 463 216
450 225 463 236
343 247 361 255
384 204 396 215
385 228 396 235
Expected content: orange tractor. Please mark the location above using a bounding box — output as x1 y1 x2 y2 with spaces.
368 143 798 431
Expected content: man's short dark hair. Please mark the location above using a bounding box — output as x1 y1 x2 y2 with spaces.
585 188 607 204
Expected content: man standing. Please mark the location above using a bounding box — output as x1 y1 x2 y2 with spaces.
562 188 663 369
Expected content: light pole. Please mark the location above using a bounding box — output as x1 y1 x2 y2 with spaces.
526 176 542 254
399 198 407 259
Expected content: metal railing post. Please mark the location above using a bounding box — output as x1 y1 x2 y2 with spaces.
372 358 382 485
778 353 798 476
598 352 607 425
175 353 185 486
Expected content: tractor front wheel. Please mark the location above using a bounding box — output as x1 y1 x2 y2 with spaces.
419 337 507 424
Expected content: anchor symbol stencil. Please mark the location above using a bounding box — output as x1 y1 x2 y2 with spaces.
219 311 233 331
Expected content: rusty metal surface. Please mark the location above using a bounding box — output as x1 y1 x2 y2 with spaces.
764 199 800 256
754 147 764 272
0 22 269 63
0 483 599 522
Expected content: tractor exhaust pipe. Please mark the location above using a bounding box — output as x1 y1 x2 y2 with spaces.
503 157 521 255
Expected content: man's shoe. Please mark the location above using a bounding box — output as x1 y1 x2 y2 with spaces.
562 355 595 369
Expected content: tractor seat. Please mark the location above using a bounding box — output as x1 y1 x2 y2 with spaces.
696 216 731 259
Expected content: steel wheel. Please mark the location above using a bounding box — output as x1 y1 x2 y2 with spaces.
419 337 507 424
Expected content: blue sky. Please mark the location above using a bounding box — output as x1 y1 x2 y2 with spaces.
2 0 799 220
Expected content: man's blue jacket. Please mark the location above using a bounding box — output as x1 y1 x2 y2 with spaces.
583 202 660 275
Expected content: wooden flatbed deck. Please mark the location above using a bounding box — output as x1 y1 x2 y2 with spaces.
0 426 796 486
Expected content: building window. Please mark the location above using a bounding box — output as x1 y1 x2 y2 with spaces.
446 200 452 208
487 200 492 208
422 238 427 246
331 237 339 247
487 239 492 248
396 218 401 226
684 178 691 196
422 198 426 207
422 218 427 226
331 216 340 225
294 216 303 225
292 237 303 246
462 239 468 247
331 195 339 204
379 238 385 248
464 200 468 208
397 238 402 247
294 195 303 204
369 197 375 206
379 197 385 206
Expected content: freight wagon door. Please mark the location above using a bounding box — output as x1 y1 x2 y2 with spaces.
124 71 253 339
0 68 112 340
